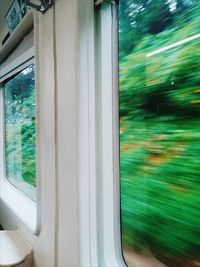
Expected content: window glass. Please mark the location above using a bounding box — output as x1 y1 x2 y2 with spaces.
4 64 36 200
119 1 200 266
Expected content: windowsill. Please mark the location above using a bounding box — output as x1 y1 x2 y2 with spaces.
7 177 36 201
0 179 38 234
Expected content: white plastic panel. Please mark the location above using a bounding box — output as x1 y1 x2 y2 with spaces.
0 230 32 267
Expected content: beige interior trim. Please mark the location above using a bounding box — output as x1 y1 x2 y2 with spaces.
0 11 33 64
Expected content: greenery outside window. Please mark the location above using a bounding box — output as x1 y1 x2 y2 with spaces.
4 64 36 200
119 1 200 266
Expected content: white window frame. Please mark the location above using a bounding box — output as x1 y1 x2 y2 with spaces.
94 2 126 266
0 43 39 234
78 1 126 266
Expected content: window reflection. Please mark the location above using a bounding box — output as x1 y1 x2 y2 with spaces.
119 1 200 266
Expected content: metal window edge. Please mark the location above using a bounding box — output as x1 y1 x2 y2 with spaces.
94 0 118 6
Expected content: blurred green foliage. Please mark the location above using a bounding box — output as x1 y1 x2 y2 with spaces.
120 119 200 264
119 0 200 265
4 65 36 189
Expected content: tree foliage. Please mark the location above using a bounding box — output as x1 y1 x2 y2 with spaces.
5 65 36 190
119 1 200 265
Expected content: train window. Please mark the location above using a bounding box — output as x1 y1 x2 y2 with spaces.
0 21 37 231
4 64 36 200
119 1 200 267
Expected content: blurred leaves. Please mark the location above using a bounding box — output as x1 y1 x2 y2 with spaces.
5 65 36 188
119 0 200 265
